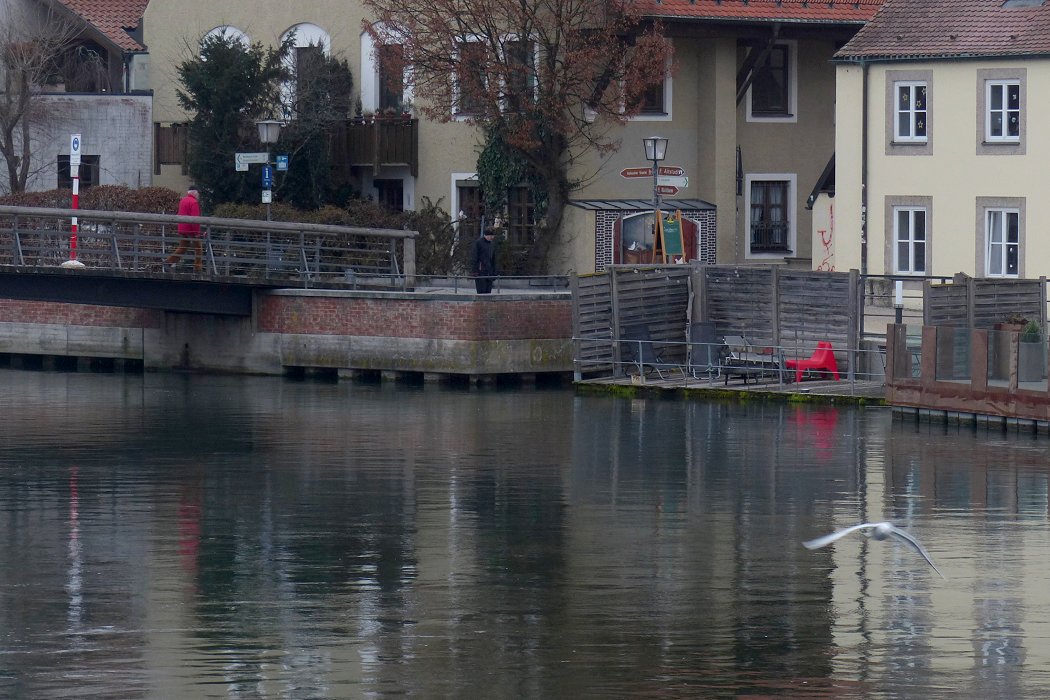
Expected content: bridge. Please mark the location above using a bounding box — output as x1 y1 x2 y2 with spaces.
0 205 417 315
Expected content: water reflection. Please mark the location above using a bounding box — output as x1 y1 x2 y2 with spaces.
1 371 1050 697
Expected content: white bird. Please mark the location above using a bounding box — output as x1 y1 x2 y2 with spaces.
803 522 945 579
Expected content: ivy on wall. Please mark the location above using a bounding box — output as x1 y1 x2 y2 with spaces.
476 130 547 227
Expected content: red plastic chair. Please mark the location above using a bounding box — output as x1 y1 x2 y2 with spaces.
785 341 840 383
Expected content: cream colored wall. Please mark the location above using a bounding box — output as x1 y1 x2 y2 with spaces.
142 0 482 204
833 64 865 273
838 59 1050 279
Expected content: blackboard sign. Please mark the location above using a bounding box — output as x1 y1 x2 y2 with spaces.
661 214 683 257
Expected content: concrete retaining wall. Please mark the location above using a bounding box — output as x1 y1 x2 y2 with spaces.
0 289 574 377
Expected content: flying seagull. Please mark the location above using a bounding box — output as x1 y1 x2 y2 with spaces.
803 522 945 579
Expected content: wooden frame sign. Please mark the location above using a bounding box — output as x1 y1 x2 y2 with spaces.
655 210 684 263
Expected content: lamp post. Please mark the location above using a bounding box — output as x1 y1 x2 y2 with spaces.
642 135 668 214
256 119 283 221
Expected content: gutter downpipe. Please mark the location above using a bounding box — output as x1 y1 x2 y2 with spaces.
860 59 869 279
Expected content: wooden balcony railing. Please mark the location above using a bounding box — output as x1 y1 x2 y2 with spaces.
331 118 419 178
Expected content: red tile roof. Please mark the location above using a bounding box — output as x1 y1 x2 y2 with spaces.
838 0 1050 60
56 0 149 52
646 0 883 24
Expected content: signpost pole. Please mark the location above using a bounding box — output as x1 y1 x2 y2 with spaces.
61 133 86 269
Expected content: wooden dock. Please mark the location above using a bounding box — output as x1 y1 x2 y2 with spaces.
576 372 886 403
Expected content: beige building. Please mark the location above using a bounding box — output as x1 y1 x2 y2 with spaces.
828 0 1050 282
46 0 879 274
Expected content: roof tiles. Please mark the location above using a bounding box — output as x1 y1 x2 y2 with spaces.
645 0 883 24
838 0 1050 60
56 0 149 52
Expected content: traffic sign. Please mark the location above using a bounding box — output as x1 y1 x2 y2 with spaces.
262 165 273 188
621 165 686 179
620 167 652 178
235 152 269 171
70 133 81 174
657 176 688 188
261 190 272 204
656 185 679 196
275 155 289 171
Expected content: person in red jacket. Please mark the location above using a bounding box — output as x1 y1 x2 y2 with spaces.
165 186 203 271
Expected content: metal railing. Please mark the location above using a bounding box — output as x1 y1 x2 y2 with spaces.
575 335 890 391
0 205 417 289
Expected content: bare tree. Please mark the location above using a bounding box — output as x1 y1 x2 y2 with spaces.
0 0 80 193
363 0 672 267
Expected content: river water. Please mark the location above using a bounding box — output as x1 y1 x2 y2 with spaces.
2 370 1050 698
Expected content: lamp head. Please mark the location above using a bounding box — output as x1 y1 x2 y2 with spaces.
256 119 283 144
643 135 668 162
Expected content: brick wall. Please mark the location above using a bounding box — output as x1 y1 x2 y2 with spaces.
258 295 572 341
593 208 718 271
0 300 162 327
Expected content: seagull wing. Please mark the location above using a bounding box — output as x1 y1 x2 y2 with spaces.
886 525 947 579
802 523 878 550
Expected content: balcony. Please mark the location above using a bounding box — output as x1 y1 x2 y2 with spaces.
331 118 419 178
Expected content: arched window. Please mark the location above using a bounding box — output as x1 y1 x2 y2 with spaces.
201 25 250 54
280 23 331 117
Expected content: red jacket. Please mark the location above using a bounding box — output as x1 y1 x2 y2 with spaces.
177 193 201 237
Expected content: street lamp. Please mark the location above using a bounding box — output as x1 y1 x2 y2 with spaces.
642 135 668 213
256 119 283 221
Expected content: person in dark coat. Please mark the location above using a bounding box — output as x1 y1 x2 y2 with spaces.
471 227 498 294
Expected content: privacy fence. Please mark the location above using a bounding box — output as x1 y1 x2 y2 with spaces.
572 264 863 379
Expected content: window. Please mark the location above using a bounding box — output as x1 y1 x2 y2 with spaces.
895 82 927 142
748 180 791 253
455 41 487 115
457 184 486 239
748 43 795 120
505 186 535 245
639 81 665 115
375 179 404 212
978 69 1025 154
57 155 99 189
504 39 535 113
894 207 927 273
986 208 1020 277
986 80 1020 141
377 44 404 112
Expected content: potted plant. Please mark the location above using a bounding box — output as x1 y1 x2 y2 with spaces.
1019 319 1045 382
399 99 413 119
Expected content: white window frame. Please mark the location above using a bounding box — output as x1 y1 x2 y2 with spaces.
745 40 797 124
894 81 927 143
499 35 538 113
361 24 413 115
985 79 1021 143
451 171 480 233
201 25 250 54
452 36 487 120
893 206 927 274
985 207 1021 278
744 173 796 260
629 55 673 122
279 23 331 120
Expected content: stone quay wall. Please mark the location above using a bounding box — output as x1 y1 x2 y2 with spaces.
0 289 574 378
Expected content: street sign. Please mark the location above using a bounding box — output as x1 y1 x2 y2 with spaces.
262 165 273 188
656 185 679 196
70 133 81 175
235 152 269 171
657 176 688 188
621 165 686 179
261 190 272 204
620 167 652 178
275 155 289 171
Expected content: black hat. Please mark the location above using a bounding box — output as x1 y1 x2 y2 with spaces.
483 227 496 236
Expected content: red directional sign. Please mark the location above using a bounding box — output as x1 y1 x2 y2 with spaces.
621 165 685 179
620 167 652 178
656 185 679 196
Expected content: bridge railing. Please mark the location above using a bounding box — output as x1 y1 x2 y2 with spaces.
0 205 417 288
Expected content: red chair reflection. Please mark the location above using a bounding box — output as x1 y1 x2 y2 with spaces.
785 341 840 383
